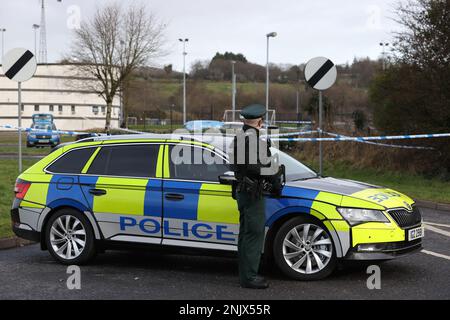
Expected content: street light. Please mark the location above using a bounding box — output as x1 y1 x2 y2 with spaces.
0 28 6 64
266 32 277 122
231 60 236 122
32 24 40 56
179 38 189 124
379 42 389 70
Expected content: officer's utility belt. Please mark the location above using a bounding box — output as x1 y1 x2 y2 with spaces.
233 165 286 200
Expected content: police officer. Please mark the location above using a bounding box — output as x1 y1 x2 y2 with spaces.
229 104 281 289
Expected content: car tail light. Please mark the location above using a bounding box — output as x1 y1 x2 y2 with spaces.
14 180 31 200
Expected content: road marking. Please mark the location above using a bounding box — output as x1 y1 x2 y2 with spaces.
423 221 450 228
423 224 450 238
421 249 450 261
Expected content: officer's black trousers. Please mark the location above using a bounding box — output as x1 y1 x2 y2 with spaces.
236 191 266 284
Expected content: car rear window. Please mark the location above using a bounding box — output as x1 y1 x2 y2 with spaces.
47 147 96 174
87 144 159 178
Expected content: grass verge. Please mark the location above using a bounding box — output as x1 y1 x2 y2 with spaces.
0 159 38 239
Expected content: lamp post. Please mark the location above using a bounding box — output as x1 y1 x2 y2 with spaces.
0 28 6 64
179 38 189 124
231 60 236 122
32 24 40 56
266 32 277 122
379 42 389 71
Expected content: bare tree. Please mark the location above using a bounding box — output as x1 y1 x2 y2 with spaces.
393 0 450 69
67 3 166 132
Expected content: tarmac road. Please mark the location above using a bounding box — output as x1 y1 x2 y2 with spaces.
0 207 449 300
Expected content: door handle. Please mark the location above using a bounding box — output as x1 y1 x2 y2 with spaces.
89 188 107 196
165 193 184 201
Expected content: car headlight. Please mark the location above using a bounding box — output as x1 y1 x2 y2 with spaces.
337 207 389 226
52 135 59 139
29 134 36 138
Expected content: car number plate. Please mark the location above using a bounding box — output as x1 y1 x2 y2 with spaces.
38 139 49 143
408 226 424 241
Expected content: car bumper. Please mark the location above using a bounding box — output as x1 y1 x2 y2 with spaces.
11 208 40 242
344 239 422 260
27 138 59 146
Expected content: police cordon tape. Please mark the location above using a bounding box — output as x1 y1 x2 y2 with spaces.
275 120 313 124
321 131 435 150
2 124 447 148
264 130 318 137
282 126 312 130
1 124 162 136
270 132 450 142
264 130 435 149
0 124 87 136
0 125 313 138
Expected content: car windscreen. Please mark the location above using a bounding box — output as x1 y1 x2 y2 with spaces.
270 147 317 181
32 124 52 130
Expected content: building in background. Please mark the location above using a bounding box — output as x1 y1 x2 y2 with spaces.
0 64 121 130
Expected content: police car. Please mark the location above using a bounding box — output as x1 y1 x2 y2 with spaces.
11 134 424 280
26 123 61 148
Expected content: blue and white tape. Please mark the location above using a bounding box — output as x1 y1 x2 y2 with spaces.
271 132 450 142
1 124 86 136
266 130 318 138
275 120 313 124
322 131 435 150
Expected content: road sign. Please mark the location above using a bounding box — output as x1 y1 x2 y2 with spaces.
2 48 37 173
304 56 337 91
2 48 37 82
304 56 337 176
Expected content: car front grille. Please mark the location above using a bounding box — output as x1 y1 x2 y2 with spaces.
388 206 422 229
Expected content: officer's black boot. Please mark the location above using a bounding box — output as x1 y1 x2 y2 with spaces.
240 276 269 289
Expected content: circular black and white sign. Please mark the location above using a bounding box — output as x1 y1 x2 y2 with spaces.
304 57 337 91
2 48 37 82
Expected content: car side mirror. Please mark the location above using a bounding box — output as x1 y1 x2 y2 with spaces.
218 171 236 185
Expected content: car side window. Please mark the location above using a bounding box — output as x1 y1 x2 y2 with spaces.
87 144 159 178
47 147 96 174
168 145 229 182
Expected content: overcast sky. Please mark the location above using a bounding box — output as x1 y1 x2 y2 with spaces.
0 0 404 71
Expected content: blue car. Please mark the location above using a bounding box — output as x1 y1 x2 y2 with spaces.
26 123 60 148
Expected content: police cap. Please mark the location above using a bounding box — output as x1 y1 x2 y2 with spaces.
240 104 266 119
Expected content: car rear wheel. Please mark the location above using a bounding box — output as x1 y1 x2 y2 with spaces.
273 216 336 280
45 208 96 265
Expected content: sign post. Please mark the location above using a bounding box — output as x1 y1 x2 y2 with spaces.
18 82 22 172
2 48 37 173
304 56 337 176
319 90 323 174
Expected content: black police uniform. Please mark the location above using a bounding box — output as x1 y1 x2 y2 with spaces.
229 104 280 289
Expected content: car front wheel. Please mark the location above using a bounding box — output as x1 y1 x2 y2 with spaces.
44 208 96 265
273 216 337 280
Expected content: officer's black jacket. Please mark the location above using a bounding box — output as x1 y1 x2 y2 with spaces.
229 124 277 181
